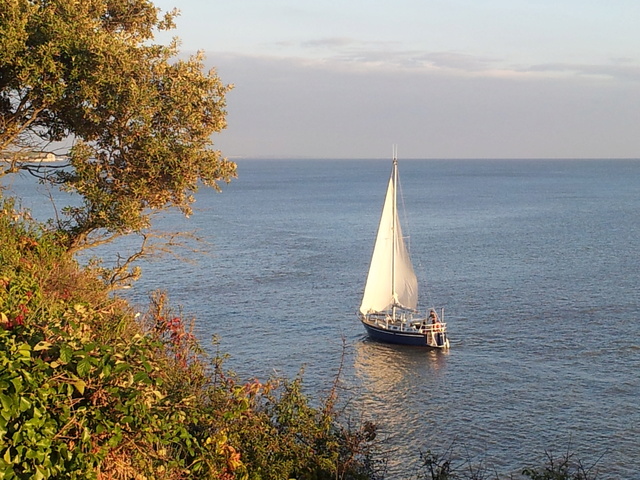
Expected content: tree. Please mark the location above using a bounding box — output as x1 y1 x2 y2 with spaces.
0 0 236 253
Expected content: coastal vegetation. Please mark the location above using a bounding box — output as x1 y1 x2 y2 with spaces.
0 200 381 478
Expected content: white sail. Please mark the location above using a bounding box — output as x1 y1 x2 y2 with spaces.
359 163 418 315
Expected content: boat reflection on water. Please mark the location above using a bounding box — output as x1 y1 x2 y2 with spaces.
354 338 449 388
352 338 450 477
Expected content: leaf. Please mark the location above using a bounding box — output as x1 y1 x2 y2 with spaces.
34 465 46 480
17 344 31 359
73 379 86 395
133 371 152 385
73 304 87 314
101 363 112 378
112 361 130 374
18 396 32 412
34 341 53 352
76 359 92 378
10 377 23 394
59 345 72 364
152 390 165 400
0 393 14 413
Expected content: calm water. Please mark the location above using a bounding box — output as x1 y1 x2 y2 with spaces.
5 159 640 478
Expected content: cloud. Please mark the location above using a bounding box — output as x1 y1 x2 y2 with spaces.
293 38 499 73
416 51 500 72
300 37 359 49
203 51 640 159
224 39 640 84
525 62 640 82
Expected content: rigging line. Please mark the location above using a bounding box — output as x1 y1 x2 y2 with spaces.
395 158 412 255
396 161 435 310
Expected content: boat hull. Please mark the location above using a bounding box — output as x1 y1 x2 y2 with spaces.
361 319 449 348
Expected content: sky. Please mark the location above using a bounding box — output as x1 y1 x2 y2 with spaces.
151 0 640 159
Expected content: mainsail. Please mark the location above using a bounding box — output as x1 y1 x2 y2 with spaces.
359 160 418 315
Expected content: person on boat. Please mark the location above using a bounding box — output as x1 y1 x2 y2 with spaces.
430 309 443 331
428 309 445 346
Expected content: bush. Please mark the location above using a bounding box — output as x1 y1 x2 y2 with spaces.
0 198 380 479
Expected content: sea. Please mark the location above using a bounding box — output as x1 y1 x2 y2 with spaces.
4 158 640 478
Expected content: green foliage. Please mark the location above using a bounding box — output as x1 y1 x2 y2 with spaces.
0 0 236 251
0 200 381 479
220 374 379 480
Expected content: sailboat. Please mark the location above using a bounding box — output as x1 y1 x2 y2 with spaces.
359 148 449 348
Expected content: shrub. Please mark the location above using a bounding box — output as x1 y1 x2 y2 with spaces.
0 198 380 479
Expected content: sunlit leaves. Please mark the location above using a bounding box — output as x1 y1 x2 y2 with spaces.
0 0 236 252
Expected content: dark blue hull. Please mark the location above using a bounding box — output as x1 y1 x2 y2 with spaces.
361 320 448 348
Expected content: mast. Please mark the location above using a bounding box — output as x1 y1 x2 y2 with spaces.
391 145 398 320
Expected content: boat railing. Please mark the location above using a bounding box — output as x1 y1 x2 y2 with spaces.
419 322 447 334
